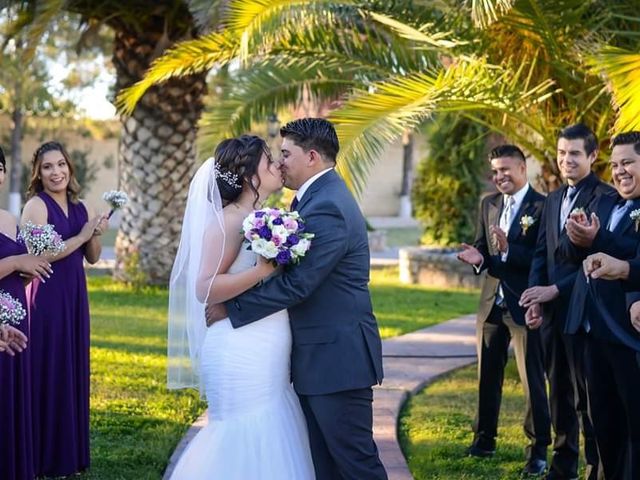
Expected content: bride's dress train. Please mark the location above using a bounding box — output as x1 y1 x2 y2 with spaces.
169 247 315 479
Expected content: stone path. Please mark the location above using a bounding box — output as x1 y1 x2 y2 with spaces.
162 313 478 480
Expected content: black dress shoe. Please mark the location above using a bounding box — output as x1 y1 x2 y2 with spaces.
466 443 495 458
522 458 547 476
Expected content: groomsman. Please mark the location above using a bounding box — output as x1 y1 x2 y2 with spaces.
458 145 551 476
564 131 640 479
521 124 613 480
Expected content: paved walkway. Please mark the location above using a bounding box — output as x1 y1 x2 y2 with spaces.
162 314 478 480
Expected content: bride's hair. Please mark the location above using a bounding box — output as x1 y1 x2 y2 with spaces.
214 135 270 207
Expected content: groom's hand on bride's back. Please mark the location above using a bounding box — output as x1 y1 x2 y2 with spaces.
205 302 228 327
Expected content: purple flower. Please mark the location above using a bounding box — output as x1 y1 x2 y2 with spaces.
254 211 266 218
258 225 272 240
276 249 292 265
284 234 300 247
32 229 43 236
272 217 284 225
297 221 306 232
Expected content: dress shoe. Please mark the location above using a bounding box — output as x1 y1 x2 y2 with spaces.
466 443 495 458
522 458 547 476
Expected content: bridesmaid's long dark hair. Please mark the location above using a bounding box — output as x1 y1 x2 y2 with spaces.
28 141 82 203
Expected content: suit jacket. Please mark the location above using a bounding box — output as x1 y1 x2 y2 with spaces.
528 172 615 323
474 186 546 326
565 194 640 339
225 170 384 395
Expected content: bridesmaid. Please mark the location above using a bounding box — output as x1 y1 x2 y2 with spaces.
22 141 107 477
0 146 54 480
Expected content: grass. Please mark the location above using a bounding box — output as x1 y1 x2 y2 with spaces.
79 268 477 478
370 267 478 338
399 361 589 480
83 278 204 479
399 361 529 480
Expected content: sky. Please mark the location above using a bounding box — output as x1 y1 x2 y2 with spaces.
49 57 117 120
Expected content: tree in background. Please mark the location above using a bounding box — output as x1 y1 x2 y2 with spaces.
8 1 208 283
412 114 488 246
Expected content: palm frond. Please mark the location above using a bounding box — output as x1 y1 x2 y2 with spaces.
366 11 463 49
471 0 515 28
116 31 238 115
8 0 65 60
589 46 640 133
330 58 557 194
198 56 358 153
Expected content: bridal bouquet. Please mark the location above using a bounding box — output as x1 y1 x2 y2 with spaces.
103 190 129 218
0 290 27 326
19 222 66 256
242 208 315 265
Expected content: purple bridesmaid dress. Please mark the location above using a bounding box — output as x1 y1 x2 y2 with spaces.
0 230 33 480
30 192 91 477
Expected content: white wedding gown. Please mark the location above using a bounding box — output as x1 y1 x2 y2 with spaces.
170 247 315 479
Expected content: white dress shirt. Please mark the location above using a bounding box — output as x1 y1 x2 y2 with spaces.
295 168 334 203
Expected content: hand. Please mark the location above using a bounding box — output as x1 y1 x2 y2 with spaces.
80 215 104 242
205 302 228 327
568 209 589 226
457 243 483 266
525 304 544 329
0 324 28 356
92 214 109 237
255 255 277 278
15 254 53 282
566 213 600 248
583 252 630 280
489 225 508 253
519 285 560 308
630 301 640 333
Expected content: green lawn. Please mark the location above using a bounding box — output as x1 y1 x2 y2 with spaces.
370 267 478 338
81 268 477 478
399 362 588 480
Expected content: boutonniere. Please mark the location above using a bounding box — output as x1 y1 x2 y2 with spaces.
520 215 536 235
630 209 640 232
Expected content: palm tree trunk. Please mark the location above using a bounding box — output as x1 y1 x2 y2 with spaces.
112 26 207 284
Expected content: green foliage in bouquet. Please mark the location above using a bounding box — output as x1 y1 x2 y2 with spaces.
412 114 488 246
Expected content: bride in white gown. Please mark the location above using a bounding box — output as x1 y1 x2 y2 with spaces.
166 136 315 479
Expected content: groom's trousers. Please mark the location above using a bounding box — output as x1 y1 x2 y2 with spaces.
298 387 387 480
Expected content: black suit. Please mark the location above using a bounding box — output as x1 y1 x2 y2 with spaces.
529 172 614 479
471 186 551 460
565 194 640 479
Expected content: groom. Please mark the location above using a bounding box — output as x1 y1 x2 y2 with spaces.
208 118 387 480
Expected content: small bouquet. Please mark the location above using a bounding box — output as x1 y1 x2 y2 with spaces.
19 222 65 256
519 214 536 235
103 190 129 219
0 290 27 326
242 208 315 265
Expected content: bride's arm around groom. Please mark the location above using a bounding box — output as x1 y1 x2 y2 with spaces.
213 118 388 480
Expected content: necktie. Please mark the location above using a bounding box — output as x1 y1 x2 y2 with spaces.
560 186 578 230
608 199 634 232
499 195 516 233
495 195 515 309
290 196 299 211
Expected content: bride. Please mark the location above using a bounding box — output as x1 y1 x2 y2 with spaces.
166 135 315 479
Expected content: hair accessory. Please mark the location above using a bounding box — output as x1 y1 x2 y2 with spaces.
214 162 241 188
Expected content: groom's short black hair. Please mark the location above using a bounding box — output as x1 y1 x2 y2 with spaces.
0 146 5 169
280 118 339 163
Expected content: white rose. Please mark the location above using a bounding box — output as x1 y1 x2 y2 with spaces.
291 238 311 257
252 239 279 259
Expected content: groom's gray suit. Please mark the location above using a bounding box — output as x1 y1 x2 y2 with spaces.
225 169 386 479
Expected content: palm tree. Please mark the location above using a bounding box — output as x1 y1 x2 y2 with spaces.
8 1 209 283
119 0 640 196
